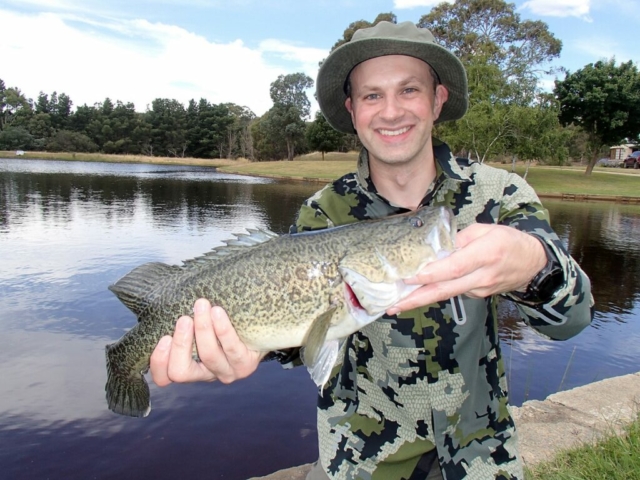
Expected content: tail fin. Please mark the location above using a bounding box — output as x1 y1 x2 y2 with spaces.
105 343 151 417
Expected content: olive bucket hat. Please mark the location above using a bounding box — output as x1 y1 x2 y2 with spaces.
316 21 469 134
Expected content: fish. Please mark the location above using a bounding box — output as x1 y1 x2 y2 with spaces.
105 205 456 417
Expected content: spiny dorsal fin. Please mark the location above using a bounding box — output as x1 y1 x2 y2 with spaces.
181 228 279 269
109 262 180 317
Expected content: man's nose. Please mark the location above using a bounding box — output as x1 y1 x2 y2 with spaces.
379 95 403 122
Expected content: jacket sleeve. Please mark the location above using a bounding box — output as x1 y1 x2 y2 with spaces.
498 173 594 341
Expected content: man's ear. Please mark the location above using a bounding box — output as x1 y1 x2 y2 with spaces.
345 96 356 125
433 85 449 120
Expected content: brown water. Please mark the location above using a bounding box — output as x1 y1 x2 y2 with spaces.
1 159 638 479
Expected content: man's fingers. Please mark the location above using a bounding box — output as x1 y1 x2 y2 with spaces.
211 306 246 363
150 335 173 387
407 247 483 286
167 315 213 383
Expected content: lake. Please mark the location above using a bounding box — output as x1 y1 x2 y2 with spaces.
1 159 638 479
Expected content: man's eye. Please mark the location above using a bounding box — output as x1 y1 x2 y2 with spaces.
403 87 418 94
364 93 380 100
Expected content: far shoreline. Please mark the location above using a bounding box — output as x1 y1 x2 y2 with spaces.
3 150 640 203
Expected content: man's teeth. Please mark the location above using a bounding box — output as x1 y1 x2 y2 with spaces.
379 127 410 136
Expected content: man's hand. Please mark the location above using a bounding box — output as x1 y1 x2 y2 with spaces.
150 298 264 386
387 223 547 314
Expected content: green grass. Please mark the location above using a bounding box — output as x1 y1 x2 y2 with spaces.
220 157 640 198
218 159 357 180
497 165 640 198
525 415 640 480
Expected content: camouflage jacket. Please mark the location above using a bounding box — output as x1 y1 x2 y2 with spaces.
287 140 593 480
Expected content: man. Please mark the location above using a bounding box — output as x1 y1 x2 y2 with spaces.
150 22 593 479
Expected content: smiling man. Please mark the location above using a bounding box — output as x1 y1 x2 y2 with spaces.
150 22 593 480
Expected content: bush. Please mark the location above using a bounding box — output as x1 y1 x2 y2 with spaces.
46 130 98 153
0 126 36 150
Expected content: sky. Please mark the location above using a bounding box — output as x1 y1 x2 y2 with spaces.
1 0 639 117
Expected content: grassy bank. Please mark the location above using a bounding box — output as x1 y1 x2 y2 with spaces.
4 150 640 198
525 415 640 480
0 150 243 168
218 153 640 198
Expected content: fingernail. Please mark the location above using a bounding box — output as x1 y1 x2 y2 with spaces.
176 316 191 332
157 336 171 351
194 299 208 314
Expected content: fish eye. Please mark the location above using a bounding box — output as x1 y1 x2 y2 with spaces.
409 217 424 228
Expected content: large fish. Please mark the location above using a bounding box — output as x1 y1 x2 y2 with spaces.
105 206 456 417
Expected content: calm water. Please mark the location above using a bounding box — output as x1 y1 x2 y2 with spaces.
1 159 639 479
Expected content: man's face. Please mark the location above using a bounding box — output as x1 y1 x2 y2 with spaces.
345 55 448 168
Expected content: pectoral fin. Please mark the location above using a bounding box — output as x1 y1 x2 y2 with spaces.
301 306 336 366
307 339 340 387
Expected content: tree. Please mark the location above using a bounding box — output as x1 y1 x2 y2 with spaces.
421 0 564 162
329 13 397 53
251 113 287 161
222 103 255 159
47 130 98 152
184 99 235 159
306 111 346 160
145 98 188 157
269 73 314 120
0 85 32 130
0 79 6 130
419 0 561 101
267 73 314 161
554 59 640 174
507 99 569 170
0 126 35 150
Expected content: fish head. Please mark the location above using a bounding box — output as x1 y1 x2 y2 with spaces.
338 206 456 315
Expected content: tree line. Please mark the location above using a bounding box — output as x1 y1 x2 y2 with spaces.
1 0 639 174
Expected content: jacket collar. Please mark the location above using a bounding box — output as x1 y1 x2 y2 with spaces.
355 138 470 208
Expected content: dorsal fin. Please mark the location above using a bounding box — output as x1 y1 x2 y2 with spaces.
181 228 279 269
109 262 180 317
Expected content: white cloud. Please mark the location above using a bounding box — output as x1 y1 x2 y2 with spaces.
573 37 616 59
393 0 453 8
0 9 322 115
259 39 327 74
521 0 591 19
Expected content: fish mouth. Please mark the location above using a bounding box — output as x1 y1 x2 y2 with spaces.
342 271 419 319
343 281 384 325
345 282 364 311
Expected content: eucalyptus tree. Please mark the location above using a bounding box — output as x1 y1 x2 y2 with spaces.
421 0 563 163
267 73 314 161
419 0 561 102
221 103 255 159
329 12 397 53
554 58 640 174
0 83 32 131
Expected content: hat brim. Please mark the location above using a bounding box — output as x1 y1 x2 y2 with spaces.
317 38 469 134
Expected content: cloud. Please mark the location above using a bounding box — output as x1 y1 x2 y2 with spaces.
569 35 634 66
0 9 321 115
520 0 591 19
393 0 453 8
258 39 327 75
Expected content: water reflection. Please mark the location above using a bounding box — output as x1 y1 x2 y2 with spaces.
1 159 639 479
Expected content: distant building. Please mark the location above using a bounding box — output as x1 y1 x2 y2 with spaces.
15 150 25 156
610 144 638 159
